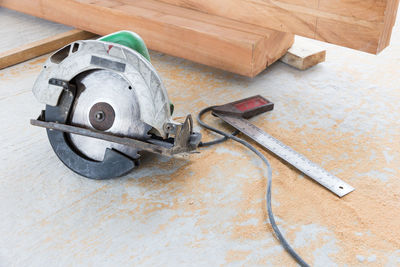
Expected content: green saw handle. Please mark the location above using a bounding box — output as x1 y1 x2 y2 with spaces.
99 31 151 61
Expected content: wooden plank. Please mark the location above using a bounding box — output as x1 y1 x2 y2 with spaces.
379 0 400 50
0 29 95 69
0 0 294 77
280 38 326 70
156 0 399 54
115 0 294 72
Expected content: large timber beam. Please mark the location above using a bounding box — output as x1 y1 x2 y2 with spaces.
0 0 294 77
157 0 399 54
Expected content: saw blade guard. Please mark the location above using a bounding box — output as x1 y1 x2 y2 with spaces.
32 34 172 138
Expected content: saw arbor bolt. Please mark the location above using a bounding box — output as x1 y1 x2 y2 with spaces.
89 102 115 131
95 111 105 122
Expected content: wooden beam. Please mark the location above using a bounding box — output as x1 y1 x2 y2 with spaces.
0 0 294 77
0 29 95 69
125 0 294 72
156 0 399 54
280 38 326 70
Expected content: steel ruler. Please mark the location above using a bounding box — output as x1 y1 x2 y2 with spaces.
212 95 354 197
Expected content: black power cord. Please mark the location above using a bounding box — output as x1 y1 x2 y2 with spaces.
197 106 310 267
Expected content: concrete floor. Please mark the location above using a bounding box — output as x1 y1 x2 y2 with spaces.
1 8 400 267
0 8 72 53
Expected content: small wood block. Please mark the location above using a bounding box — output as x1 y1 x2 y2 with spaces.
280 38 326 70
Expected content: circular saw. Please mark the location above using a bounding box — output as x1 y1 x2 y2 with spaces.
31 31 201 179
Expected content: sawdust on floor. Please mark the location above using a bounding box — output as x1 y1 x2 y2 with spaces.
2 26 400 265
115 107 400 266
146 54 400 265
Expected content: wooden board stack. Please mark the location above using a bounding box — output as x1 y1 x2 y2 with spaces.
0 0 294 77
1 0 398 76
158 0 400 54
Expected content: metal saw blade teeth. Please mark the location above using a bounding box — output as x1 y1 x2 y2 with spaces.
68 69 151 161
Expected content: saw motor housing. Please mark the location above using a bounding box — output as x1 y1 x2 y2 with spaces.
31 31 201 179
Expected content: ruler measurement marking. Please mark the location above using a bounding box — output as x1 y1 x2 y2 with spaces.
217 114 354 197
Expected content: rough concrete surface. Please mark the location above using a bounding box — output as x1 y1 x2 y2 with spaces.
0 8 72 54
0 8 399 267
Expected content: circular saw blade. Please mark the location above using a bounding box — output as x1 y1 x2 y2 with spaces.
68 69 151 161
